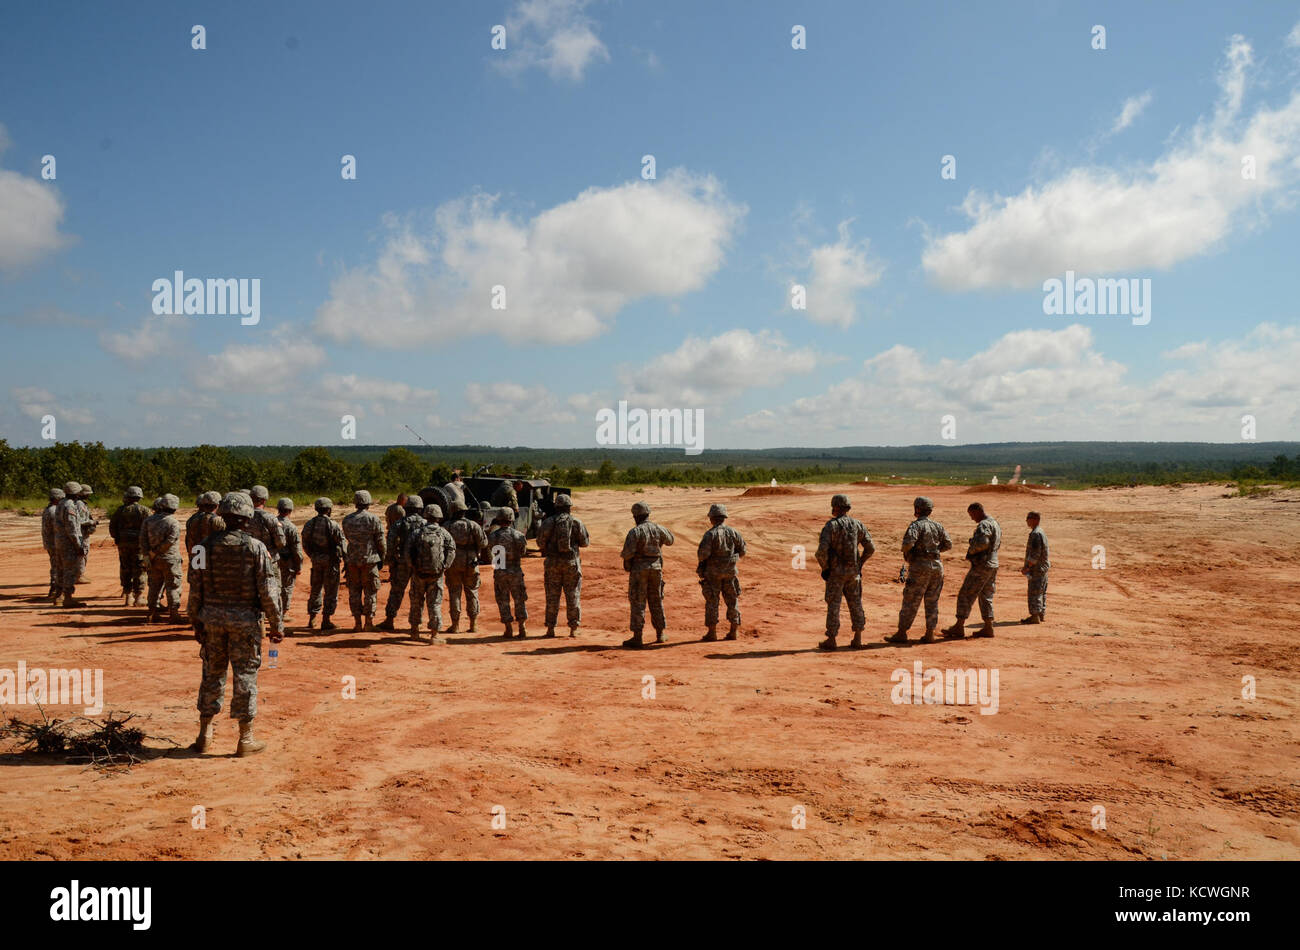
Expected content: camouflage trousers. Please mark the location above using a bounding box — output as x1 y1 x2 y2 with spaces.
409 572 445 631
307 559 341 618
54 538 85 595
955 564 998 621
278 567 298 618
197 616 262 719
44 545 59 592
117 543 145 594
493 570 527 623
384 562 412 619
898 562 944 632
543 557 582 629
701 570 741 627
1027 568 1048 615
628 567 666 634
146 557 183 610
345 562 381 619
444 563 480 624
824 571 865 636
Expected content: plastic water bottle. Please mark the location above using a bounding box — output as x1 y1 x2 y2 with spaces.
268 647 279 669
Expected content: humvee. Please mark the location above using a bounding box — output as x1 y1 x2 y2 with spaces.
418 468 572 553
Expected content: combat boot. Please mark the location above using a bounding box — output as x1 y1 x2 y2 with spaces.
1020 614 1042 624
236 718 266 757
322 616 337 631
352 615 363 632
818 635 837 651
168 606 184 625
192 716 214 753
654 629 666 644
569 625 580 638
131 592 141 606
468 616 477 633
918 629 938 643
941 620 965 640
307 614 317 630
622 632 644 649
517 624 528 639
147 608 160 624
884 630 908 644
725 622 739 641
542 626 556 638
701 625 719 642
427 632 446 645
62 594 86 608
971 620 995 639
447 619 460 635
363 615 375 632
376 617 395 632
850 630 864 648
503 623 514 639
123 592 131 606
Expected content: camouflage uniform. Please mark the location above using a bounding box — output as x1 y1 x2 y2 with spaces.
897 506 953 635
382 505 426 625
276 501 304 618
108 490 150 598
384 501 405 529
342 493 386 624
140 497 184 615
54 484 87 600
41 489 65 599
444 508 489 629
488 522 528 627
408 512 456 634
536 500 589 633
301 500 346 624
245 494 286 585
815 497 875 644
954 515 1001 622
490 482 520 513
185 494 226 582
697 504 746 635
1024 525 1050 617
621 507 675 641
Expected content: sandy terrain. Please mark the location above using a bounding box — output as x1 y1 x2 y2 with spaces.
0 482 1296 860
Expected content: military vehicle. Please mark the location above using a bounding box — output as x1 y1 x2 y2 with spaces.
418 466 571 553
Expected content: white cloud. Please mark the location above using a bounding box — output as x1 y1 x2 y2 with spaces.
620 329 823 405
463 382 577 427
194 333 326 393
0 122 70 274
99 313 188 363
922 33 1300 290
499 0 610 81
316 169 744 346
1111 91 1153 134
1288 21 1300 48
794 220 883 327
11 386 94 426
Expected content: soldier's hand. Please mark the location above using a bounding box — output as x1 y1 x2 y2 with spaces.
269 626 285 643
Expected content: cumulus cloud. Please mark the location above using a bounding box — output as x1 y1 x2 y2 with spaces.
620 329 823 405
1111 91 1153 134
0 123 71 274
497 0 610 81
791 220 883 327
193 326 326 393
99 313 188 363
922 32 1300 290
11 386 94 427
316 170 744 346
462 382 577 427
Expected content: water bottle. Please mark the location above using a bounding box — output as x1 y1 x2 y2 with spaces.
268 647 279 669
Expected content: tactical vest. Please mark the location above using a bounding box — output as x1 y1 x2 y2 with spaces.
201 531 264 610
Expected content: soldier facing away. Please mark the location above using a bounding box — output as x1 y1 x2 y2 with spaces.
245 486 287 585
443 499 489 633
536 493 589 638
141 494 184 624
184 492 225 584
942 502 1002 640
1020 510 1050 624
889 496 953 643
378 495 425 632
406 503 456 642
54 481 87 607
342 490 386 631
41 487 65 603
188 491 283 757
815 494 875 651
275 498 304 623
108 486 151 605
488 507 528 638
301 497 346 631
697 503 746 642
620 502 675 648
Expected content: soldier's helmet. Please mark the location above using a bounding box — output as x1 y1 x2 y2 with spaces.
554 493 572 510
425 504 443 520
277 498 294 513
708 503 727 520
913 496 934 515
152 496 164 510
831 493 851 510
449 499 467 514
124 486 144 501
631 501 651 518
353 490 372 507
49 487 66 502
200 490 222 506
159 493 180 512
404 495 424 511
78 484 93 497
250 485 269 502
63 481 81 496
494 508 513 525
218 491 254 519
314 497 333 513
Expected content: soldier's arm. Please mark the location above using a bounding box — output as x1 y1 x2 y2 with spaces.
476 524 490 556
901 523 917 560
108 508 121 540
373 517 386 560
575 521 590 548
815 522 832 569
620 529 637 563
660 525 674 546
255 548 284 635
186 548 205 619
859 525 875 561
165 518 182 549
939 527 953 552
696 531 713 564
734 529 747 559
334 523 347 558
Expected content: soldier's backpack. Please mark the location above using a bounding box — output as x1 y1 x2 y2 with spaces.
833 517 858 565
411 525 448 577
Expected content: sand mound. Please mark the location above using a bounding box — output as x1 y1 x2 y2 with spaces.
963 483 1047 495
741 486 808 497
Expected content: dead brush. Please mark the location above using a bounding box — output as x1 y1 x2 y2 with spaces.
0 707 175 771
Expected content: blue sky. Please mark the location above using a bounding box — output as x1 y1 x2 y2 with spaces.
2 0 1298 449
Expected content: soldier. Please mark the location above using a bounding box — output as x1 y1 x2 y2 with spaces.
620 502 674 648
1020 510 1050 624
443 499 489 633
407 504 456 642
275 498 304 622
942 502 1001 640
185 491 225 580
536 493 589 638
377 495 425 632
108 486 151 605
888 497 953 643
696 503 746 642
188 492 283 757
41 487 65 603
384 492 409 530
54 481 87 608
141 494 184 624
488 507 528 638
245 486 287 584
815 494 875 651
342 490 386 631
490 479 523 516
301 497 346 631
443 471 466 509
76 485 99 571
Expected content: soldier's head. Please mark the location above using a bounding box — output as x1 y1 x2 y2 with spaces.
707 503 727 524
425 503 443 523
63 481 81 498
631 501 651 524
314 497 334 514
156 493 179 513
553 493 572 512
448 499 467 520
250 485 269 508
396 492 409 508
404 495 424 513
1026 510 1041 528
218 491 254 528
513 480 524 491
48 487 65 503
830 493 851 516
124 486 143 503
353 489 372 510
450 470 463 483
277 498 294 515
200 490 222 510
967 502 986 523
494 508 513 527
913 496 934 518
77 484 93 500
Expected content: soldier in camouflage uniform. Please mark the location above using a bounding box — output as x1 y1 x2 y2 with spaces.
490 480 522 515
443 499 489 633
188 492 283 757
384 493 409 530
815 494 875 651
889 497 953 643
488 508 528 638
536 493 589 638
41 487 65 603
141 494 185 623
108 486 150 605
1020 510 1050 624
408 504 456 642
620 502 675 648
697 503 746 642
275 498 304 623
54 481 87 607
75 485 98 579
377 495 425 631
342 489 386 631
245 486 286 585
942 502 1002 640
301 497 346 631
185 492 225 583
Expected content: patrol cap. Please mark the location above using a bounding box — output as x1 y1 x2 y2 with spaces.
277 497 294 513
493 508 513 525
404 495 424 510
49 487 66 501
200 490 222 506
707 503 727 520
250 485 269 502
314 497 333 513
124 486 144 501
553 493 572 510
831 493 851 509
219 491 254 519
913 496 934 514
353 489 372 507
631 501 651 518
425 504 443 520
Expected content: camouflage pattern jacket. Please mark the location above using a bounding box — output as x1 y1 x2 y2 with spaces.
446 517 489 570
141 512 183 563
302 514 347 566
386 513 426 567
277 515 304 574
1024 526 1050 572
187 528 282 629
537 513 590 562
41 503 61 552
621 521 675 572
58 497 85 549
816 515 875 576
902 517 953 568
185 511 225 559
965 517 1002 568
246 508 286 559
109 502 151 546
342 509 386 565
697 524 746 575
488 526 527 574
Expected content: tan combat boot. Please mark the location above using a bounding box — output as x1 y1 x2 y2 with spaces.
701 625 719 642
447 619 460 635
622 631 644 649
941 620 965 640
1020 613 1043 624
321 615 337 631
307 614 317 630
352 615 363 632
654 629 666 644
375 617 395 632
517 624 527 639
972 619 995 639
818 635 837 651
569 625 580 638
236 718 266 756
918 629 938 643
363 615 375 632
63 593 86 608
468 616 477 633
503 623 513 639
123 592 131 606
725 622 739 641
850 630 865 648
192 716 214 753
168 606 184 625
427 627 446 645
884 630 908 643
